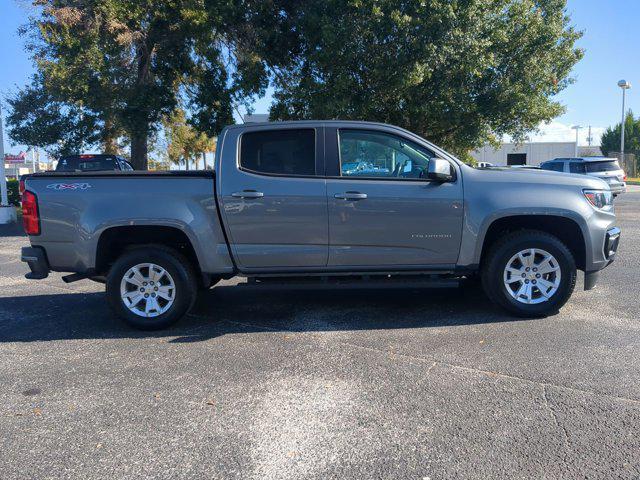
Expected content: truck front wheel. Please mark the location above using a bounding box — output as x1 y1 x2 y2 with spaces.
106 246 198 330
481 230 577 317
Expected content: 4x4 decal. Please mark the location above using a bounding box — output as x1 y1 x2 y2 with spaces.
46 183 92 191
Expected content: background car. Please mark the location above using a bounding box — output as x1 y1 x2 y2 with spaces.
539 157 626 195
55 154 134 172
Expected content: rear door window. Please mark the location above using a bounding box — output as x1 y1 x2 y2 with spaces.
569 163 586 174
240 129 316 176
585 161 620 173
541 162 565 172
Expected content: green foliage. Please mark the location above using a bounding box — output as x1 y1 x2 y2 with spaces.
6 74 102 156
600 111 640 157
10 0 268 169
8 0 583 165
260 0 583 155
163 108 215 169
6 180 20 207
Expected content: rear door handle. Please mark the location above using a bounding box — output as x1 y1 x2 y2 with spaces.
231 190 264 199
334 192 367 200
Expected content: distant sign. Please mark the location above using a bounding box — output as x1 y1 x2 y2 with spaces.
4 152 27 164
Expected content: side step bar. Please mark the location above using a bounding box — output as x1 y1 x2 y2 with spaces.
243 274 460 290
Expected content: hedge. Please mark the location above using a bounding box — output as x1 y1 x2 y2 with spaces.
6 179 20 206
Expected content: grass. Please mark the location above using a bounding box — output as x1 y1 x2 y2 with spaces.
627 177 640 185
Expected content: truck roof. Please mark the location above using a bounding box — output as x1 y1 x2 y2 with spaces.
548 157 618 163
224 120 407 131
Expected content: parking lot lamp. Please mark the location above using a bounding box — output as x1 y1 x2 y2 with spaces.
571 125 582 157
618 80 632 160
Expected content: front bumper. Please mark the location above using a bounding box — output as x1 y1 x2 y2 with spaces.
21 246 50 279
604 226 621 261
584 226 620 291
610 183 626 195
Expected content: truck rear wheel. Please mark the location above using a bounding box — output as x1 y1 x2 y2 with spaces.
481 230 577 317
106 246 198 330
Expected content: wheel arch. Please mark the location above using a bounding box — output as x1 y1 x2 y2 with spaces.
95 225 207 286
478 214 588 271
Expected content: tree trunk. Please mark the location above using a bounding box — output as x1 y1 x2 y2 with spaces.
102 118 119 154
129 41 153 170
202 152 206 169
103 136 119 154
130 127 148 170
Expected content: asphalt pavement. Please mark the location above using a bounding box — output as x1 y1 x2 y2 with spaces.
1 187 639 479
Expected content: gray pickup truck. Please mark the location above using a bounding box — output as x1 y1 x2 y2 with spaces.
20 121 620 329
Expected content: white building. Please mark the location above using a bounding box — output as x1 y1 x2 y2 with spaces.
471 142 602 166
243 114 270 123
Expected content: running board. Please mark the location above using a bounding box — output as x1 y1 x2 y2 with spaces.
243 274 459 289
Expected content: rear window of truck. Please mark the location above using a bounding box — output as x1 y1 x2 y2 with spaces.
240 129 315 176
585 161 620 173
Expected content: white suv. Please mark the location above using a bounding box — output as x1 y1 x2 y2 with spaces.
540 157 627 195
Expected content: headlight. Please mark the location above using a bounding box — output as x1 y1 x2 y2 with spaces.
583 189 613 211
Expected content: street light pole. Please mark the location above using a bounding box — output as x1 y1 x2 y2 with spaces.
0 104 8 207
618 80 632 160
571 125 582 157
0 103 16 224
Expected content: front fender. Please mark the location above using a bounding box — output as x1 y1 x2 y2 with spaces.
457 178 597 268
464 207 591 267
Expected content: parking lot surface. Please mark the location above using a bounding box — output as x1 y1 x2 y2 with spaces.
1 187 640 479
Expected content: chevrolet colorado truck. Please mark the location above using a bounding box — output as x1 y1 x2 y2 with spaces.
20 121 620 329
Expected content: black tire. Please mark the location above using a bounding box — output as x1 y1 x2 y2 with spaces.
481 230 577 318
106 246 198 330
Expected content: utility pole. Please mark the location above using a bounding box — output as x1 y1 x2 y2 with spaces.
587 126 593 147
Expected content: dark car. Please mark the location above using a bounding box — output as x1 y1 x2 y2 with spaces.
55 154 134 172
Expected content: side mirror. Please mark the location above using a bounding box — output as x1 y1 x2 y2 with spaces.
427 158 454 182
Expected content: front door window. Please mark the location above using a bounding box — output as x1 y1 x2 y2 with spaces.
339 130 434 180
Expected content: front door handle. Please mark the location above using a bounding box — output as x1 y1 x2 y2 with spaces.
334 192 367 200
231 190 264 199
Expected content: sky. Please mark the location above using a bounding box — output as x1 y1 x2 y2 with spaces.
1 0 639 156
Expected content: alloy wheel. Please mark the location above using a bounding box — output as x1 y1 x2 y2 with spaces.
503 248 561 304
119 263 176 317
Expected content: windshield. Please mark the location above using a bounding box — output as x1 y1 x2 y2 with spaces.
56 155 119 172
585 161 620 173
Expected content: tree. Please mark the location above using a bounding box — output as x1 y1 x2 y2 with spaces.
13 0 268 169
256 0 583 155
5 74 101 156
6 77 126 157
600 111 640 157
163 109 215 170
